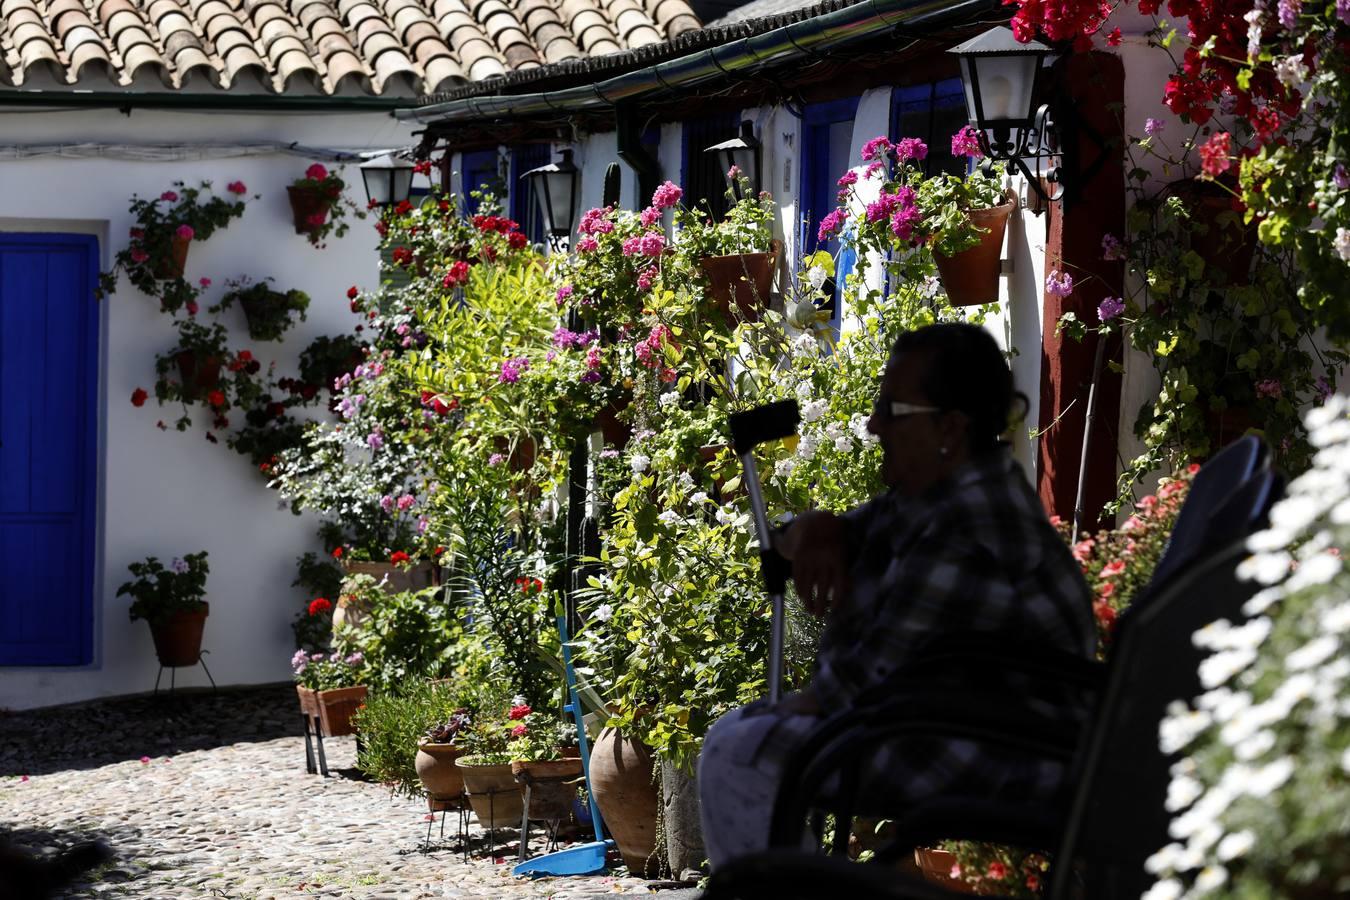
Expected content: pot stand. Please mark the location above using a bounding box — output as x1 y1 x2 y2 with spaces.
152 648 217 697
301 715 364 777
421 797 471 855
515 771 581 863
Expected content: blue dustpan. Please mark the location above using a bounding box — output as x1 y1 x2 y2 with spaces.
512 612 614 878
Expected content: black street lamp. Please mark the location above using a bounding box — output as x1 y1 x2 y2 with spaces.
521 149 580 249
704 120 761 202
949 26 1064 206
359 153 416 207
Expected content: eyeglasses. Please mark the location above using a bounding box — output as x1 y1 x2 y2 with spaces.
871 399 942 421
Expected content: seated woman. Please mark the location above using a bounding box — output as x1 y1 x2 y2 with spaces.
698 322 1095 868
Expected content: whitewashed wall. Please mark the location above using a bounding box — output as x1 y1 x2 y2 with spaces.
0 106 416 709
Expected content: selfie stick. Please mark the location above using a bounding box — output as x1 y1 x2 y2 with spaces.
729 400 800 703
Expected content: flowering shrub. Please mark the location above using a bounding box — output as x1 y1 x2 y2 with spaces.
1144 396 1350 898
505 704 579 762
98 180 250 315
551 201 668 334
938 843 1050 897
670 170 776 259
291 648 365 691
288 163 365 248
117 552 210 626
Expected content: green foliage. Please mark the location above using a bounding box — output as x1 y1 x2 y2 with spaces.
151 319 268 436
117 552 210 626
290 648 365 691
353 680 473 797
212 277 310 342
333 577 464 695
291 552 344 651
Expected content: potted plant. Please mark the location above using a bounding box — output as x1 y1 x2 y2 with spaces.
117 552 210 667
675 169 780 323
506 705 583 820
916 131 1015 306
213 277 310 342
291 648 367 736
97 180 250 313
455 700 527 829
287 163 366 248
416 707 473 811
292 333 365 410
150 319 266 434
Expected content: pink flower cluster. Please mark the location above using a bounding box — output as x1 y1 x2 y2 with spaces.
621 233 665 258
895 137 928 162
860 136 894 162
1097 296 1126 322
951 125 984 159
1199 131 1233 178
651 180 683 209
578 207 615 236
818 207 849 243
499 356 530 383
1255 378 1284 399
305 163 328 181
552 327 597 350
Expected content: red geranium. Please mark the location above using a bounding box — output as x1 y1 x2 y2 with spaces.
509 704 532 720
514 577 544 594
332 546 344 559
347 285 359 299
308 597 333 616
390 551 411 565
207 390 226 408
130 388 148 407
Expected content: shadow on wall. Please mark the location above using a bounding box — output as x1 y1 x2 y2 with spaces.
0 683 298 778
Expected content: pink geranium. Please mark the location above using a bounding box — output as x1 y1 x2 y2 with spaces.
175 224 194 240
305 163 329 181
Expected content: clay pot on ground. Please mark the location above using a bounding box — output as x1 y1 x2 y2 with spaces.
415 743 466 811
295 684 367 737
456 759 525 829
933 190 1017 307
660 758 705 879
148 602 209 667
589 727 662 878
699 239 782 324
511 758 584 820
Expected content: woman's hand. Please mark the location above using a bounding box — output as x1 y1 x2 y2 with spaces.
775 510 848 617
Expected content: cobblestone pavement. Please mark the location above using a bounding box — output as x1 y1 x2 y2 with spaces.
0 685 696 899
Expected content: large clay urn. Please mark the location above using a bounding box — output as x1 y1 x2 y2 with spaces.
415 743 466 811
589 727 662 878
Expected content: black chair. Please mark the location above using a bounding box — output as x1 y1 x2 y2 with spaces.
705 537 1267 899
762 460 1281 861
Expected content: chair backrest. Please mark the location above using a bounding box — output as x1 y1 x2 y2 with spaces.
1151 435 1267 587
1048 539 1262 900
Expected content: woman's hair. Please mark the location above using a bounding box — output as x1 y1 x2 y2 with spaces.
889 323 1027 453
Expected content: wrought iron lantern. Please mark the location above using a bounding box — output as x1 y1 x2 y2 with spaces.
521 149 579 248
704 120 761 202
359 153 416 208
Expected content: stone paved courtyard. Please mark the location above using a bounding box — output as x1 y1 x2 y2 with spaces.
0 685 691 899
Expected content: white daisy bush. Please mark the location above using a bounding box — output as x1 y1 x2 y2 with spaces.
1145 394 1350 899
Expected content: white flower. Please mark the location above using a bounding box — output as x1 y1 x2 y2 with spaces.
1194 865 1228 892
801 398 829 422
1198 648 1258 689
629 453 650 475
1286 635 1338 671
833 435 852 453
1286 552 1342 592
1232 729 1275 761
1274 54 1308 87
792 332 819 356
658 392 679 408
1165 774 1204 812
796 433 818 461
1215 830 1255 862
593 603 614 622
806 265 828 291
657 510 680 525
1335 227 1350 263
1236 550 1293 585
774 457 798 479
1321 601 1350 633
1144 843 1186 875
1141 879 1183 900
169 557 189 574
690 491 709 505
677 471 696 492
1242 585 1286 616
715 506 734 525
1246 757 1294 797
512 695 527 706
1160 704 1212 754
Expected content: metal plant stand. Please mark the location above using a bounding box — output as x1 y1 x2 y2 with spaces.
153 649 217 696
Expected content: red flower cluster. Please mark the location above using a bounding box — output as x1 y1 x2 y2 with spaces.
391 246 413 267
389 551 411 565
413 159 434 176
508 704 532 720
515 576 544 594
347 285 359 300
443 260 471 287
207 390 226 408
420 391 458 415
472 215 521 234
131 387 149 407
308 597 333 616
332 546 344 559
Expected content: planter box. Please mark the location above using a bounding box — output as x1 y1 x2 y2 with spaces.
699 239 781 324
296 684 367 737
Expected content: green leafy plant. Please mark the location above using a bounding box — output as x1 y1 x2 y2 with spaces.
353 681 470 797
290 648 365 691
332 577 461 695
213 277 310 342
98 180 250 314
151 319 267 437
505 704 578 762
117 552 209 626
672 170 776 258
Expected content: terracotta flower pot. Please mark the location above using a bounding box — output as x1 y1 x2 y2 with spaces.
152 235 191 280
699 239 782 324
589 727 662 878
456 760 525 829
914 847 982 894
511 758 584 820
296 684 367 737
148 602 208 667
415 743 466 810
933 190 1017 307
287 185 331 235
174 350 222 403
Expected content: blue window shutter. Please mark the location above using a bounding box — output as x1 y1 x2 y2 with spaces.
0 234 99 666
511 144 552 246
891 77 969 177
681 113 740 219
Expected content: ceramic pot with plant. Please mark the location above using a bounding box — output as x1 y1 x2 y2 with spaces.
506 705 583 820
416 708 472 810
287 163 366 248
213 277 310 342
151 319 266 434
117 552 210 667
917 151 1016 307
674 169 780 324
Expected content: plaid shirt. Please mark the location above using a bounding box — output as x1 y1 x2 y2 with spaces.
813 449 1095 705
740 450 1094 815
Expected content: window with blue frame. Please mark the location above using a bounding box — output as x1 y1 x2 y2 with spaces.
800 97 860 327
510 144 551 246
890 78 969 177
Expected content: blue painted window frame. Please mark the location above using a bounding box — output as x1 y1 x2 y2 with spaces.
890 78 969 177
460 149 502 213
681 113 741 219
511 144 552 246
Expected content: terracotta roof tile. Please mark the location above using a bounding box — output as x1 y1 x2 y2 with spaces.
0 0 700 94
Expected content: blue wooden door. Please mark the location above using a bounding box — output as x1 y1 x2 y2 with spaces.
0 233 99 666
